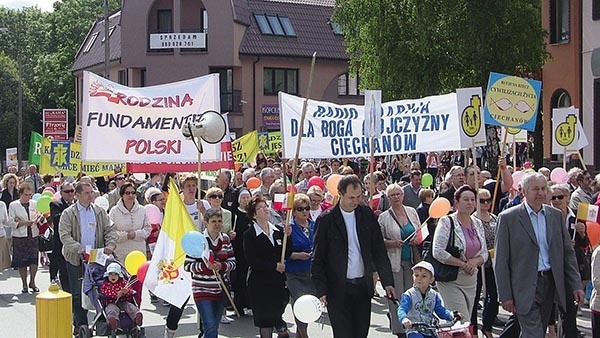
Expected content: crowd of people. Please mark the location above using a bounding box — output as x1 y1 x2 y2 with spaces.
0 149 599 338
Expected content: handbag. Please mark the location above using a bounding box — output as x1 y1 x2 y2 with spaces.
424 216 460 282
38 228 55 252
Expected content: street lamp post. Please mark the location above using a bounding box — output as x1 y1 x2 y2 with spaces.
0 27 23 169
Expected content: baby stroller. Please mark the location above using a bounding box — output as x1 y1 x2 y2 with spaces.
78 258 146 338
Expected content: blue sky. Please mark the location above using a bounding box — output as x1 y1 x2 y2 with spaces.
1 0 57 12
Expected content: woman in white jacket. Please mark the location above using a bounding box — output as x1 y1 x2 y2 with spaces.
108 182 151 265
8 183 43 293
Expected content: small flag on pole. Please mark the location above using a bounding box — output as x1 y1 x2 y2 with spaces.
413 224 429 245
576 203 600 223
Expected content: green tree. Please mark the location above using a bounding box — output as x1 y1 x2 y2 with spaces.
334 0 549 174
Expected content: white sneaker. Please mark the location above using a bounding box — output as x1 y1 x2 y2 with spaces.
220 315 233 324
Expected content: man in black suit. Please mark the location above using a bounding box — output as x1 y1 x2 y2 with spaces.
49 182 75 292
439 165 465 207
312 175 395 338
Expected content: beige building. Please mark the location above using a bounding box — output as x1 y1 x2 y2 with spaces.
71 0 363 137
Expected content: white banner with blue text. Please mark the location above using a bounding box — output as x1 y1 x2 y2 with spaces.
278 92 462 159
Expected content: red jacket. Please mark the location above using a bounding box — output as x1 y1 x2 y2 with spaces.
100 278 133 305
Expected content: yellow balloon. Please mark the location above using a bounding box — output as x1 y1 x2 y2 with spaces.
124 250 147 275
429 197 451 218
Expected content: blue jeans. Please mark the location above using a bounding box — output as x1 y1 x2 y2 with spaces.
195 299 224 338
66 262 88 327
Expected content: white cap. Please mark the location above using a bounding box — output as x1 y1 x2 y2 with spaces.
412 261 435 276
104 262 123 278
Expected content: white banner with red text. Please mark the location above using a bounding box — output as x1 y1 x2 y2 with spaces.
81 71 224 163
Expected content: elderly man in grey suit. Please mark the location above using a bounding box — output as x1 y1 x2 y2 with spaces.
494 172 584 337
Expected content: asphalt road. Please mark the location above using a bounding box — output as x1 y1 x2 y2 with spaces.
0 265 594 337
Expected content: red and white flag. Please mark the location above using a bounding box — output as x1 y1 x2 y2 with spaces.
413 224 429 245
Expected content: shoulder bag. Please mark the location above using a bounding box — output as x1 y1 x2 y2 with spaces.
424 216 460 282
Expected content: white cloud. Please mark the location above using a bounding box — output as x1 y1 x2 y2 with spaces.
1 0 58 12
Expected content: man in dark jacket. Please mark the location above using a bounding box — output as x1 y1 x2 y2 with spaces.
312 175 395 338
48 182 76 292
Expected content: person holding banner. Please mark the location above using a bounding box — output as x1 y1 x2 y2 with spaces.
312 175 395 338
184 208 236 338
470 189 499 338
378 183 421 337
285 194 316 338
244 195 292 338
432 185 487 321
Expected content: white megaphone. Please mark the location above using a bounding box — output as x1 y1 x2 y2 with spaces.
181 110 227 153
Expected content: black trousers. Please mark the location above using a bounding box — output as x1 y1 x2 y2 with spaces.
166 297 189 330
49 250 70 293
327 278 372 338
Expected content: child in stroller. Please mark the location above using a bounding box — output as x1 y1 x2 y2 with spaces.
100 262 143 331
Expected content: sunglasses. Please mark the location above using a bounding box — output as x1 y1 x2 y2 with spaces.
208 195 223 199
116 177 126 181
62 189 75 193
551 195 566 200
295 207 311 212
123 191 136 195
479 198 491 204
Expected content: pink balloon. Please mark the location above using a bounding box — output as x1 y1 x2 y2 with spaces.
512 171 524 190
308 176 325 190
550 168 568 183
145 204 162 224
53 191 61 201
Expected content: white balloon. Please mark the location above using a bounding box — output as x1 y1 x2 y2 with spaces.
95 196 109 211
293 295 323 323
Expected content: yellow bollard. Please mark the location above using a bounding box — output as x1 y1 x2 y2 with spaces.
36 283 72 338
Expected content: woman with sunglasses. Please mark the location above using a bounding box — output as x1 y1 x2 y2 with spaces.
470 189 498 338
549 183 589 338
206 187 234 240
108 182 151 304
285 194 316 338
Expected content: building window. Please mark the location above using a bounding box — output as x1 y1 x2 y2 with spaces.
330 21 343 35
264 68 298 95
158 10 173 33
101 26 116 43
211 68 240 112
83 32 98 53
594 0 600 20
254 14 296 36
118 70 128 85
553 89 572 108
550 0 569 43
337 73 362 96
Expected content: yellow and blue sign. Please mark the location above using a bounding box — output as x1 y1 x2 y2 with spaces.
483 72 542 131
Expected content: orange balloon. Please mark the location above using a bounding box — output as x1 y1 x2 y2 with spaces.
587 221 600 247
246 177 262 189
326 174 342 196
429 197 451 218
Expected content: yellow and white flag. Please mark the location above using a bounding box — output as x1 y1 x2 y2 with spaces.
143 178 196 308
576 203 600 223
